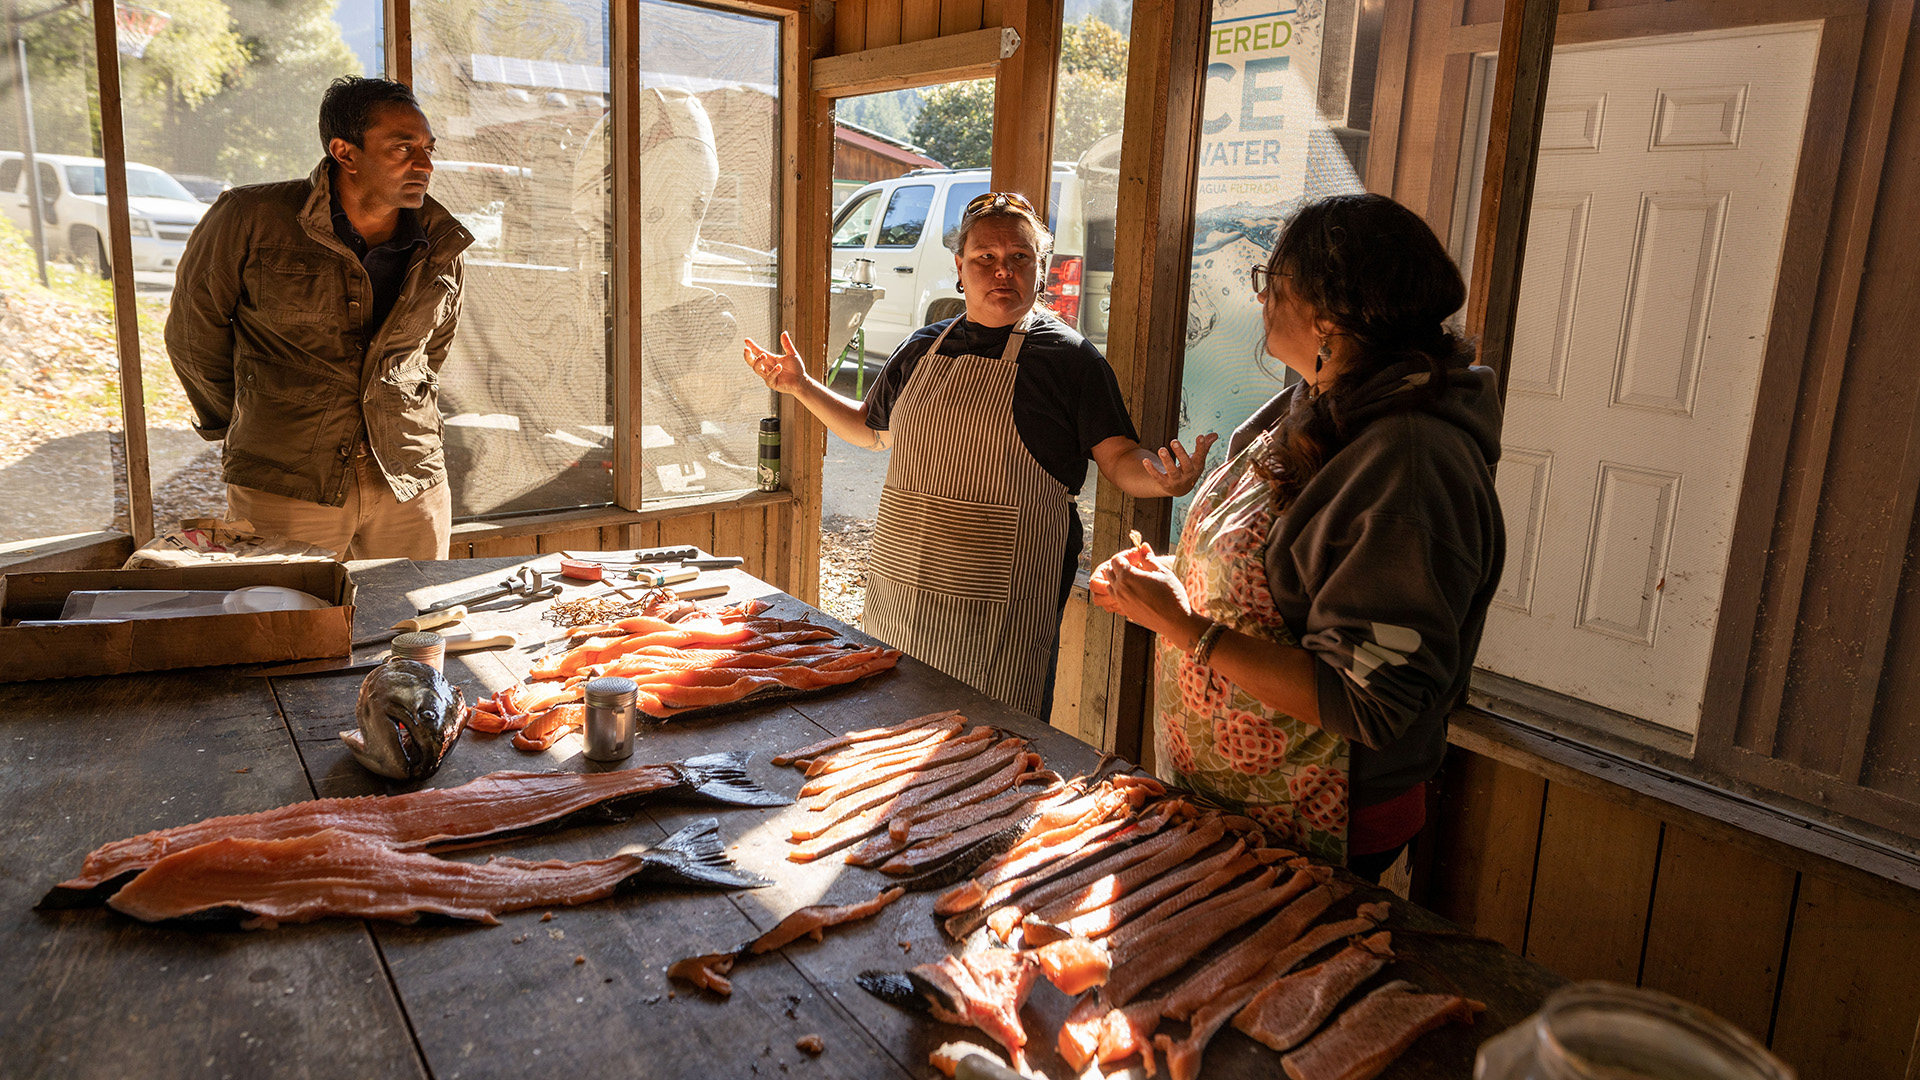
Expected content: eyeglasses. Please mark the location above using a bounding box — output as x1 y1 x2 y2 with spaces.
1250 265 1284 296
963 191 1039 218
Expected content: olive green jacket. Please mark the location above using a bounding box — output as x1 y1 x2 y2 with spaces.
165 159 473 505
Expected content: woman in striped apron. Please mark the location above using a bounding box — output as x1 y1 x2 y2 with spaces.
1089 194 1506 878
746 192 1216 717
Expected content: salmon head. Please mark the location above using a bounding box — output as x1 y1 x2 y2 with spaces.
340 658 467 780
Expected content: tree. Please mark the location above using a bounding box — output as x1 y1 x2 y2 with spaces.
1051 17 1129 162
907 78 992 169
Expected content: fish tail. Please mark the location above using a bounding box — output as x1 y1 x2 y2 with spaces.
626 818 773 891
676 752 792 807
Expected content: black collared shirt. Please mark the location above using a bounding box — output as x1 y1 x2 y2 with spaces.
330 196 427 334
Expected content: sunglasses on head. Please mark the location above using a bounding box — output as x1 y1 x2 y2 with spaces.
963 191 1039 218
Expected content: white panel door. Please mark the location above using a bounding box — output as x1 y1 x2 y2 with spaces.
1474 25 1822 733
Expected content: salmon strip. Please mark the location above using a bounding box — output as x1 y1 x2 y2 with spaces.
531 622 759 678
566 615 683 639
1044 845 1260 943
879 787 1078 875
803 720 965 778
1107 858 1322 960
1152 902 1393 1076
886 757 1051 840
797 727 970 796
791 740 1028 840
912 950 1042 1071
789 743 1029 860
848 774 1060 868
772 709 964 766
1059 994 1167 1072
110 829 655 927
1105 870 1329 1005
1162 890 1375 1022
643 651 901 713
1278 981 1484 1080
511 703 587 752
934 807 1173 925
748 886 906 953
1235 932 1395 1052
667 953 736 995
804 729 998 810
829 750 1036 854
986 819 1226 941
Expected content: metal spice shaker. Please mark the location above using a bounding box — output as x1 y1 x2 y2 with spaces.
582 676 639 762
390 631 446 671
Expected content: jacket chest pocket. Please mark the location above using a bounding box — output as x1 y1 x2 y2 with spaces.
389 273 457 341
246 245 335 322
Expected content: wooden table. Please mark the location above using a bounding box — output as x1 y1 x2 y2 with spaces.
1 554 1563 1079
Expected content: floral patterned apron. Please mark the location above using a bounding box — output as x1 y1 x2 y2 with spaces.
1153 428 1351 864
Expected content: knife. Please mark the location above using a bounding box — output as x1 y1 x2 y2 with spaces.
351 605 469 648
247 630 518 677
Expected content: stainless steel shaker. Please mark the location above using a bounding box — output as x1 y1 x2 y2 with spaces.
582 676 639 761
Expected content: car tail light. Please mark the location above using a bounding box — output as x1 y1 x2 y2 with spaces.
1046 256 1083 328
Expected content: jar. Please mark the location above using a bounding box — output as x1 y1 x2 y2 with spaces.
1476 983 1795 1080
390 631 446 671
582 676 639 762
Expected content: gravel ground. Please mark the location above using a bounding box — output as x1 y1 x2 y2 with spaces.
817 514 874 625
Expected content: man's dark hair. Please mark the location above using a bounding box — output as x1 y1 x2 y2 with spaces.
318 76 421 152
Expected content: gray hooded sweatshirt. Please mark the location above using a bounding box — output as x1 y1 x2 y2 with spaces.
1229 360 1505 807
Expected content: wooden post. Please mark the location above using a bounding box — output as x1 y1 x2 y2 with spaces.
782 0 835 602
988 0 1059 204
1462 0 1559 389
90 0 152 546
1077 0 1209 758
383 0 411 84
611 0 645 512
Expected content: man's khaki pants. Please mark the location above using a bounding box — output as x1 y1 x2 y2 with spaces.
227 449 452 561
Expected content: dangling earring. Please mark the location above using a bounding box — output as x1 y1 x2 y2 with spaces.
957 282 965 293
1315 336 1330 375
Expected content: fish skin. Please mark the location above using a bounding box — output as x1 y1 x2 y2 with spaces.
340 659 466 780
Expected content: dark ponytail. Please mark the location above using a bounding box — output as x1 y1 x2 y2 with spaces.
1255 194 1474 509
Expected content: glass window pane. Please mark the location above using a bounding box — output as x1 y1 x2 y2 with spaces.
876 184 933 247
634 0 781 506
1171 0 1371 532
413 0 615 517
832 191 880 247
939 179 988 250
0 19 123 543
102 0 382 538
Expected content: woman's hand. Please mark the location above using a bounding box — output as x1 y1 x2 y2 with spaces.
1089 543 1210 647
1092 434 1220 499
743 331 810 396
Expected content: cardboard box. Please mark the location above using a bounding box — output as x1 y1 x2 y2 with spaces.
0 561 354 681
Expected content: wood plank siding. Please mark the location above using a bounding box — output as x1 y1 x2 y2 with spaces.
1430 748 1920 1079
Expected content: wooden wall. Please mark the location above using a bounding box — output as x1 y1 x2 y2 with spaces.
1428 748 1920 1079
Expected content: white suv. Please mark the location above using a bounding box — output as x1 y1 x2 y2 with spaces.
0 152 209 279
830 158 1114 359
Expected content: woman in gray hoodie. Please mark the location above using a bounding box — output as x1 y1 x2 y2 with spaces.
1090 194 1505 880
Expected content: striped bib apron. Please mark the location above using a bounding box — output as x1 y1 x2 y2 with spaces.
861 315 1073 717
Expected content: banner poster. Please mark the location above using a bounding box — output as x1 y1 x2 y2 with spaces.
1173 0 1364 529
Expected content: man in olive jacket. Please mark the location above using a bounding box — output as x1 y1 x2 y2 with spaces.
167 76 472 560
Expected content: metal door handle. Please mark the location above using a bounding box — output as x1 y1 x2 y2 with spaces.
894 265 914 273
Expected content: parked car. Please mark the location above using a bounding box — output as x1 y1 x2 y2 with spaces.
0 151 209 278
171 173 231 203
828 156 1115 360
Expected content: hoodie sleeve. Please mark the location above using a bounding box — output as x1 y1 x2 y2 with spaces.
1283 418 1499 751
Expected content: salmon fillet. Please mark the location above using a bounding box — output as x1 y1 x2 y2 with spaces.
1280 980 1484 1080
1104 866 1303 1004
108 829 655 927
790 739 1027 840
1159 881 1353 1020
1236 932 1395 1051
989 819 1226 941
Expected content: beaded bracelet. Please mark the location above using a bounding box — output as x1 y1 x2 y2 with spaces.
1190 620 1228 667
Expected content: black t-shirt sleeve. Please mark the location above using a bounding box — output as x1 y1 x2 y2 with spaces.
863 321 950 431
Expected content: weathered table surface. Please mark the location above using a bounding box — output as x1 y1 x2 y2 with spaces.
1 553 1563 1080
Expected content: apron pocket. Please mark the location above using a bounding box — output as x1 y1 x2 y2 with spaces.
869 486 1019 602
